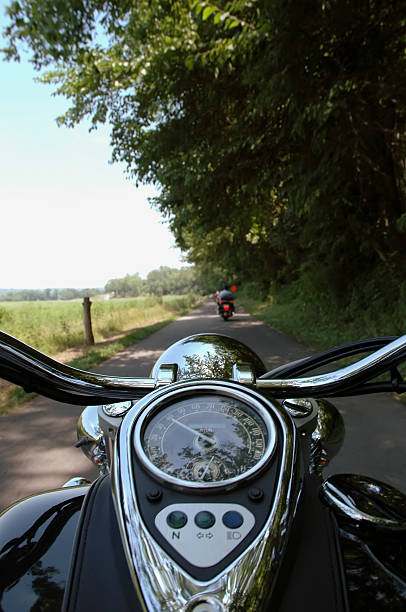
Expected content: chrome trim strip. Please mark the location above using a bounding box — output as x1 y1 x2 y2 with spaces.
112 380 300 611
133 384 277 491
62 476 92 488
111 446 149 612
320 475 406 531
256 334 406 396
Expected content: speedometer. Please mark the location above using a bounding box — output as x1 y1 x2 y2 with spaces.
134 388 277 489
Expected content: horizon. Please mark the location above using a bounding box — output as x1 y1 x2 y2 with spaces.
0 263 192 292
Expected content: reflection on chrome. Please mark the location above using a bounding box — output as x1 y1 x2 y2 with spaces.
282 398 314 418
321 474 406 530
135 387 276 490
77 405 103 443
232 363 255 385
62 476 91 488
112 380 300 611
102 400 134 417
77 405 108 474
154 363 178 386
312 399 345 448
2 331 405 404
0 329 157 403
151 334 266 382
185 594 224 611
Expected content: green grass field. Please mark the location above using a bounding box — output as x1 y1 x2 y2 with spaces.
0 295 194 356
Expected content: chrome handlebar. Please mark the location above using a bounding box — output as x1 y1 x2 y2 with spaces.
0 330 155 405
0 330 405 404
256 334 406 397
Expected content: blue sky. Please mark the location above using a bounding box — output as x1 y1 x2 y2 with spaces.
0 9 185 289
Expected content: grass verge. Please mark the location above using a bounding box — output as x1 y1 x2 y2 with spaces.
239 291 406 404
239 292 397 352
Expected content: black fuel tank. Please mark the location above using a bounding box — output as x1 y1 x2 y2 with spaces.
0 485 88 611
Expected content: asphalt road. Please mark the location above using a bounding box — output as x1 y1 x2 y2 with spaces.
1 300 405 511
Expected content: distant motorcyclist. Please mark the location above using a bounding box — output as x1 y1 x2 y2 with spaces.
216 285 235 316
217 285 234 303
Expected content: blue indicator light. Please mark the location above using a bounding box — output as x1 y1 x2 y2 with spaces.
222 510 243 529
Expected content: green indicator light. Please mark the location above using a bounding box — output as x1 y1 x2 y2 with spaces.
167 511 187 529
195 511 216 529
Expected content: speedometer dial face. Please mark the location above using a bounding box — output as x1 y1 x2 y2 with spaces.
139 393 276 487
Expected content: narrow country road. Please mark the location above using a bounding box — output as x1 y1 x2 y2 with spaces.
1 300 405 511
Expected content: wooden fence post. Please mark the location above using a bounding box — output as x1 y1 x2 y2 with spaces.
82 297 95 345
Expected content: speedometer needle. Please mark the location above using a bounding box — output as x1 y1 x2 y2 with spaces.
170 418 214 444
200 456 215 480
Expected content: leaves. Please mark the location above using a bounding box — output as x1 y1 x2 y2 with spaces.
2 0 405 302
202 6 216 20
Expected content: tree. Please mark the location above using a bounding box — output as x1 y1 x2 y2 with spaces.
3 1 405 304
105 273 144 297
104 266 204 296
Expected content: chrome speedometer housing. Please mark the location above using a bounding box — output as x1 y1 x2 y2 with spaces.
134 383 277 490
112 379 300 611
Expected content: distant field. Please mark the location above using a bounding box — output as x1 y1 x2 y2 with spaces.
0 295 193 356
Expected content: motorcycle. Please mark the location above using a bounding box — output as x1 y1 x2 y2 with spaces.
217 298 235 320
216 291 235 320
0 329 405 611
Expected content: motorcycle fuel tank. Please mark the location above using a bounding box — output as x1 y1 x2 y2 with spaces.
0 486 88 610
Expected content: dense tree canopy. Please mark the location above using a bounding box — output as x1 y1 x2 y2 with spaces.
3 0 405 304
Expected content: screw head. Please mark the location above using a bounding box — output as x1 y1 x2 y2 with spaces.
146 488 162 502
248 487 264 502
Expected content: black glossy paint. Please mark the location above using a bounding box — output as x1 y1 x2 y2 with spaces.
322 474 406 609
64 475 144 612
0 486 88 611
339 527 406 610
321 474 406 527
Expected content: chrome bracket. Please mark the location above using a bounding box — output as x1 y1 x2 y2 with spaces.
155 363 178 386
103 400 134 417
232 362 255 385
